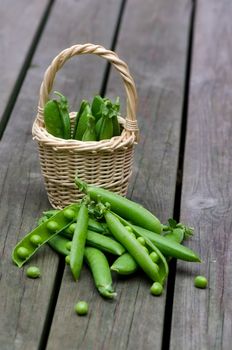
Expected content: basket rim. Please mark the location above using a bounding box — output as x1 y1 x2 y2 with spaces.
32 112 137 151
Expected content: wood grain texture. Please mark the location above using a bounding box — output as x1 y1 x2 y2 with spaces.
47 1 192 349
0 0 122 349
0 0 50 127
170 1 232 349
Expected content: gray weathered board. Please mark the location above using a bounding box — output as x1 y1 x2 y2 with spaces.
0 0 122 349
170 1 232 350
46 1 192 349
0 0 51 129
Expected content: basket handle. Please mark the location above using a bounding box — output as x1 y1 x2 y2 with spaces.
38 43 139 137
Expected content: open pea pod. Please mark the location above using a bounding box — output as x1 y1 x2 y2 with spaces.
113 214 169 285
12 204 79 267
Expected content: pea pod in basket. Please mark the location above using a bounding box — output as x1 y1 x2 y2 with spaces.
12 204 79 267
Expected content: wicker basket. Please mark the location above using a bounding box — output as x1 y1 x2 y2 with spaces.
32 43 139 209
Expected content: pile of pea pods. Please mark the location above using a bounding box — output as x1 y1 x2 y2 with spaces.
44 92 121 141
12 177 201 298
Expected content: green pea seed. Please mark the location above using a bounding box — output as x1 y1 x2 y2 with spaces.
65 255 70 265
17 247 29 259
137 236 146 246
125 226 133 233
150 251 159 263
46 221 59 232
68 223 76 234
66 241 72 250
74 301 89 316
150 282 163 296
30 234 42 246
63 209 76 220
194 275 208 289
26 266 41 279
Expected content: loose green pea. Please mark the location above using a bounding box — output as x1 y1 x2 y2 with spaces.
66 241 72 251
17 247 29 259
150 282 163 296
74 301 89 316
150 251 159 263
26 266 41 279
30 234 42 246
46 221 59 232
194 275 208 289
137 237 146 246
65 255 70 265
63 208 76 220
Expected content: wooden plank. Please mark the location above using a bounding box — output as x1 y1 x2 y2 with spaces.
0 0 51 129
170 1 232 349
47 1 192 349
0 1 122 349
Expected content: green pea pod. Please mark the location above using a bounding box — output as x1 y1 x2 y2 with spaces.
82 115 97 141
70 203 89 280
111 253 138 275
44 100 64 138
54 91 71 139
84 247 116 299
75 177 162 233
73 100 89 139
105 211 161 283
112 115 120 136
99 116 113 140
132 224 201 262
91 95 104 121
113 215 168 284
73 103 91 140
12 204 79 267
95 115 105 140
48 235 70 256
86 230 125 255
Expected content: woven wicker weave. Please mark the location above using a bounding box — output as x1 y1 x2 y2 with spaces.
32 43 139 209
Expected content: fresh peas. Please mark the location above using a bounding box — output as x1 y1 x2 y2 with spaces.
137 237 146 246
194 275 208 289
105 211 161 283
66 241 72 251
150 282 163 296
84 247 116 299
26 266 41 279
65 255 70 265
73 100 89 139
63 208 76 220
46 221 60 232
12 204 79 267
30 234 42 246
70 203 89 280
16 247 29 259
76 178 162 233
150 251 159 263
74 301 89 316
111 253 138 275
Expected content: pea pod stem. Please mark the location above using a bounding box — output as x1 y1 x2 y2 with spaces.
70 203 89 281
75 177 162 233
